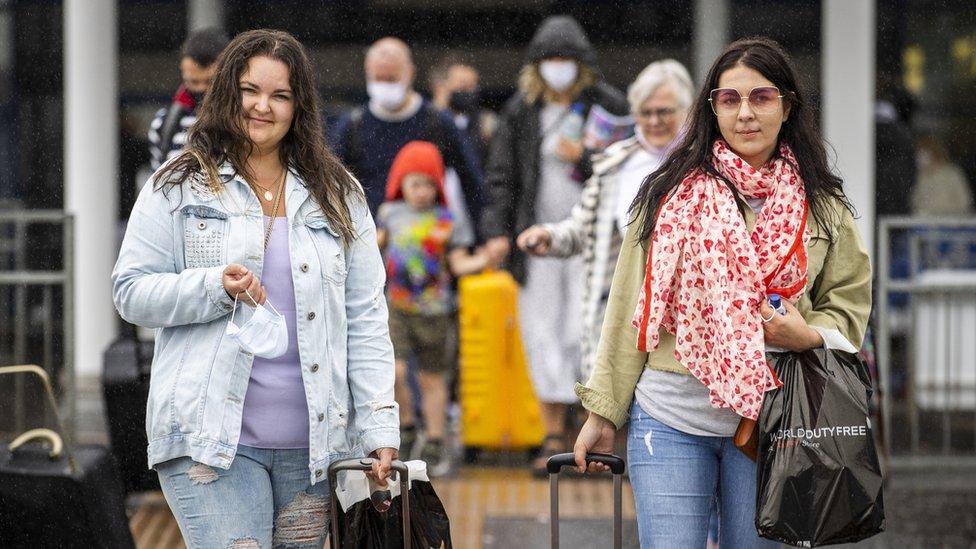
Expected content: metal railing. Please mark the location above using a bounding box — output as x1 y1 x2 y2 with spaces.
0 210 75 442
877 216 976 469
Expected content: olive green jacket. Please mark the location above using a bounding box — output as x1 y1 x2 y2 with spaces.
575 197 873 429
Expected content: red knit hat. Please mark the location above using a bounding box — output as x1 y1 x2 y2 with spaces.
385 141 448 206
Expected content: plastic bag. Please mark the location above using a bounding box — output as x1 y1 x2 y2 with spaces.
334 479 452 548
756 348 885 547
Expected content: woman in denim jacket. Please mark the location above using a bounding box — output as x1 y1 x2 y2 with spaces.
112 30 398 548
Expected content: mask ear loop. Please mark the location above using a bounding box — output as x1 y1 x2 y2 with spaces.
241 288 279 315
229 291 241 326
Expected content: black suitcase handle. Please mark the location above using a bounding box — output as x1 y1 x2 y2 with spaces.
546 452 625 475
547 452 625 549
327 457 411 549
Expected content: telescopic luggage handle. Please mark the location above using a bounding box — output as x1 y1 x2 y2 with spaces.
327 457 411 549
547 453 625 549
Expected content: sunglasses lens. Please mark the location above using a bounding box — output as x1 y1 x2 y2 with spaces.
749 87 781 113
711 89 741 115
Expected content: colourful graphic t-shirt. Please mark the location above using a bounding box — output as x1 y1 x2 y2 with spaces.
377 201 474 315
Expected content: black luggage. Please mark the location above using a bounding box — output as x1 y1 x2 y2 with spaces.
0 364 135 549
328 457 413 549
102 337 159 493
547 453 626 549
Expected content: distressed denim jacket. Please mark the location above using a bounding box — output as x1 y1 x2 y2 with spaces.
112 163 399 484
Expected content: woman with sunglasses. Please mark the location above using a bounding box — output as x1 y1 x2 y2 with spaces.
572 37 871 548
113 30 398 547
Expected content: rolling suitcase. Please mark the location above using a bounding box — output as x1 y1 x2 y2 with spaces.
547 453 625 549
102 336 159 493
457 271 544 452
328 457 412 549
0 365 135 548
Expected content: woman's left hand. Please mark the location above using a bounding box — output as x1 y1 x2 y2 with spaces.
556 137 584 164
366 447 398 488
760 298 824 352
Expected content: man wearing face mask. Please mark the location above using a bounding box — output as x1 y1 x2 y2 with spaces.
429 56 497 167
331 38 484 229
480 15 628 475
147 28 229 170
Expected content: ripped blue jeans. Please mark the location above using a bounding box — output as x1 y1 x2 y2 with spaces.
155 445 330 549
627 402 777 549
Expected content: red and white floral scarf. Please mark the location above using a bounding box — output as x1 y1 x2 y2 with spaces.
631 139 810 420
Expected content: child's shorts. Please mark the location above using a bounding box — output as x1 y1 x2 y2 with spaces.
388 309 453 374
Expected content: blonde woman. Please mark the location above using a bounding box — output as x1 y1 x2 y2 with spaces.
480 15 628 473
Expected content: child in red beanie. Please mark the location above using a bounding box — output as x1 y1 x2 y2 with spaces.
376 141 488 476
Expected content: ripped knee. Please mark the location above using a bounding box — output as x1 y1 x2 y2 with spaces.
187 463 219 485
228 537 260 549
272 491 329 547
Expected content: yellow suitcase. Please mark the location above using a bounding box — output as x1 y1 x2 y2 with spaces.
457 271 544 452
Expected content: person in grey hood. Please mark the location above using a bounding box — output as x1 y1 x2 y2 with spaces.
480 15 629 474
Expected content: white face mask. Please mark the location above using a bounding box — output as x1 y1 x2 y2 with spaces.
538 60 579 93
226 290 289 359
367 80 408 111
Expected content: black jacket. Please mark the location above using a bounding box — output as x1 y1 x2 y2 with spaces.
480 81 628 283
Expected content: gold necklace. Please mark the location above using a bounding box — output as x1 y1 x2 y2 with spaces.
261 168 287 251
250 170 284 202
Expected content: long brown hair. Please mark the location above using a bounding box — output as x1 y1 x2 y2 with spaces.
630 37 853 245
153 29 361 242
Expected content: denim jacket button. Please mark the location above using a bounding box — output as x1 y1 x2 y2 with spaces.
311 363 320 373
197 221 206 230
307 311 316 320
300 263 309 273
317 412 325 422
315 469 323 478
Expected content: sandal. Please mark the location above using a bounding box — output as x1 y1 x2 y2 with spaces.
530 434 565 478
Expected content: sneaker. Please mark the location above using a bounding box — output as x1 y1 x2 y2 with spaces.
419 439 451 477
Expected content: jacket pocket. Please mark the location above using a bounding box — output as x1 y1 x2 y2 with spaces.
182 205 229 269
304 215 347 285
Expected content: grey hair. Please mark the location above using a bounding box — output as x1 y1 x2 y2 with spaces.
626 59 694 114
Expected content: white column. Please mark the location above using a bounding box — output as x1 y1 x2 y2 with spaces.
694 0 730 84
64 0 118 377
823 0 876 252
188 0 225 31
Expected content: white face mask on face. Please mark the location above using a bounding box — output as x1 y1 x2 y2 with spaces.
538 60 579 93
226 290 289 359
367 80 408 111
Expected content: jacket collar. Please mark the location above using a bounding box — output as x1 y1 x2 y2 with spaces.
217 161 311 218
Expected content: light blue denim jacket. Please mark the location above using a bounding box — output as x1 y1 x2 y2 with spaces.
112 163 399 484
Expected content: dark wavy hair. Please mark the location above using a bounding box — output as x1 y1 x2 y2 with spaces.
153 29 361 242
630 37 852 245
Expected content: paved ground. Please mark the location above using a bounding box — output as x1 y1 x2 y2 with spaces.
69 376 976 548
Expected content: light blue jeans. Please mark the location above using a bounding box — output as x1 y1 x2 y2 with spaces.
155 445 330 549
627 402 778 549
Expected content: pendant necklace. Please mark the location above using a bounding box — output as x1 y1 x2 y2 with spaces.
251 169 284 202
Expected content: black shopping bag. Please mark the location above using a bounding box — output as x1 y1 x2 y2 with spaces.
756 349 885 547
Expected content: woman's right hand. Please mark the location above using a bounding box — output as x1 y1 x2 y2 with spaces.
573 412 617 474
222 263 266 306
516 225 553 256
